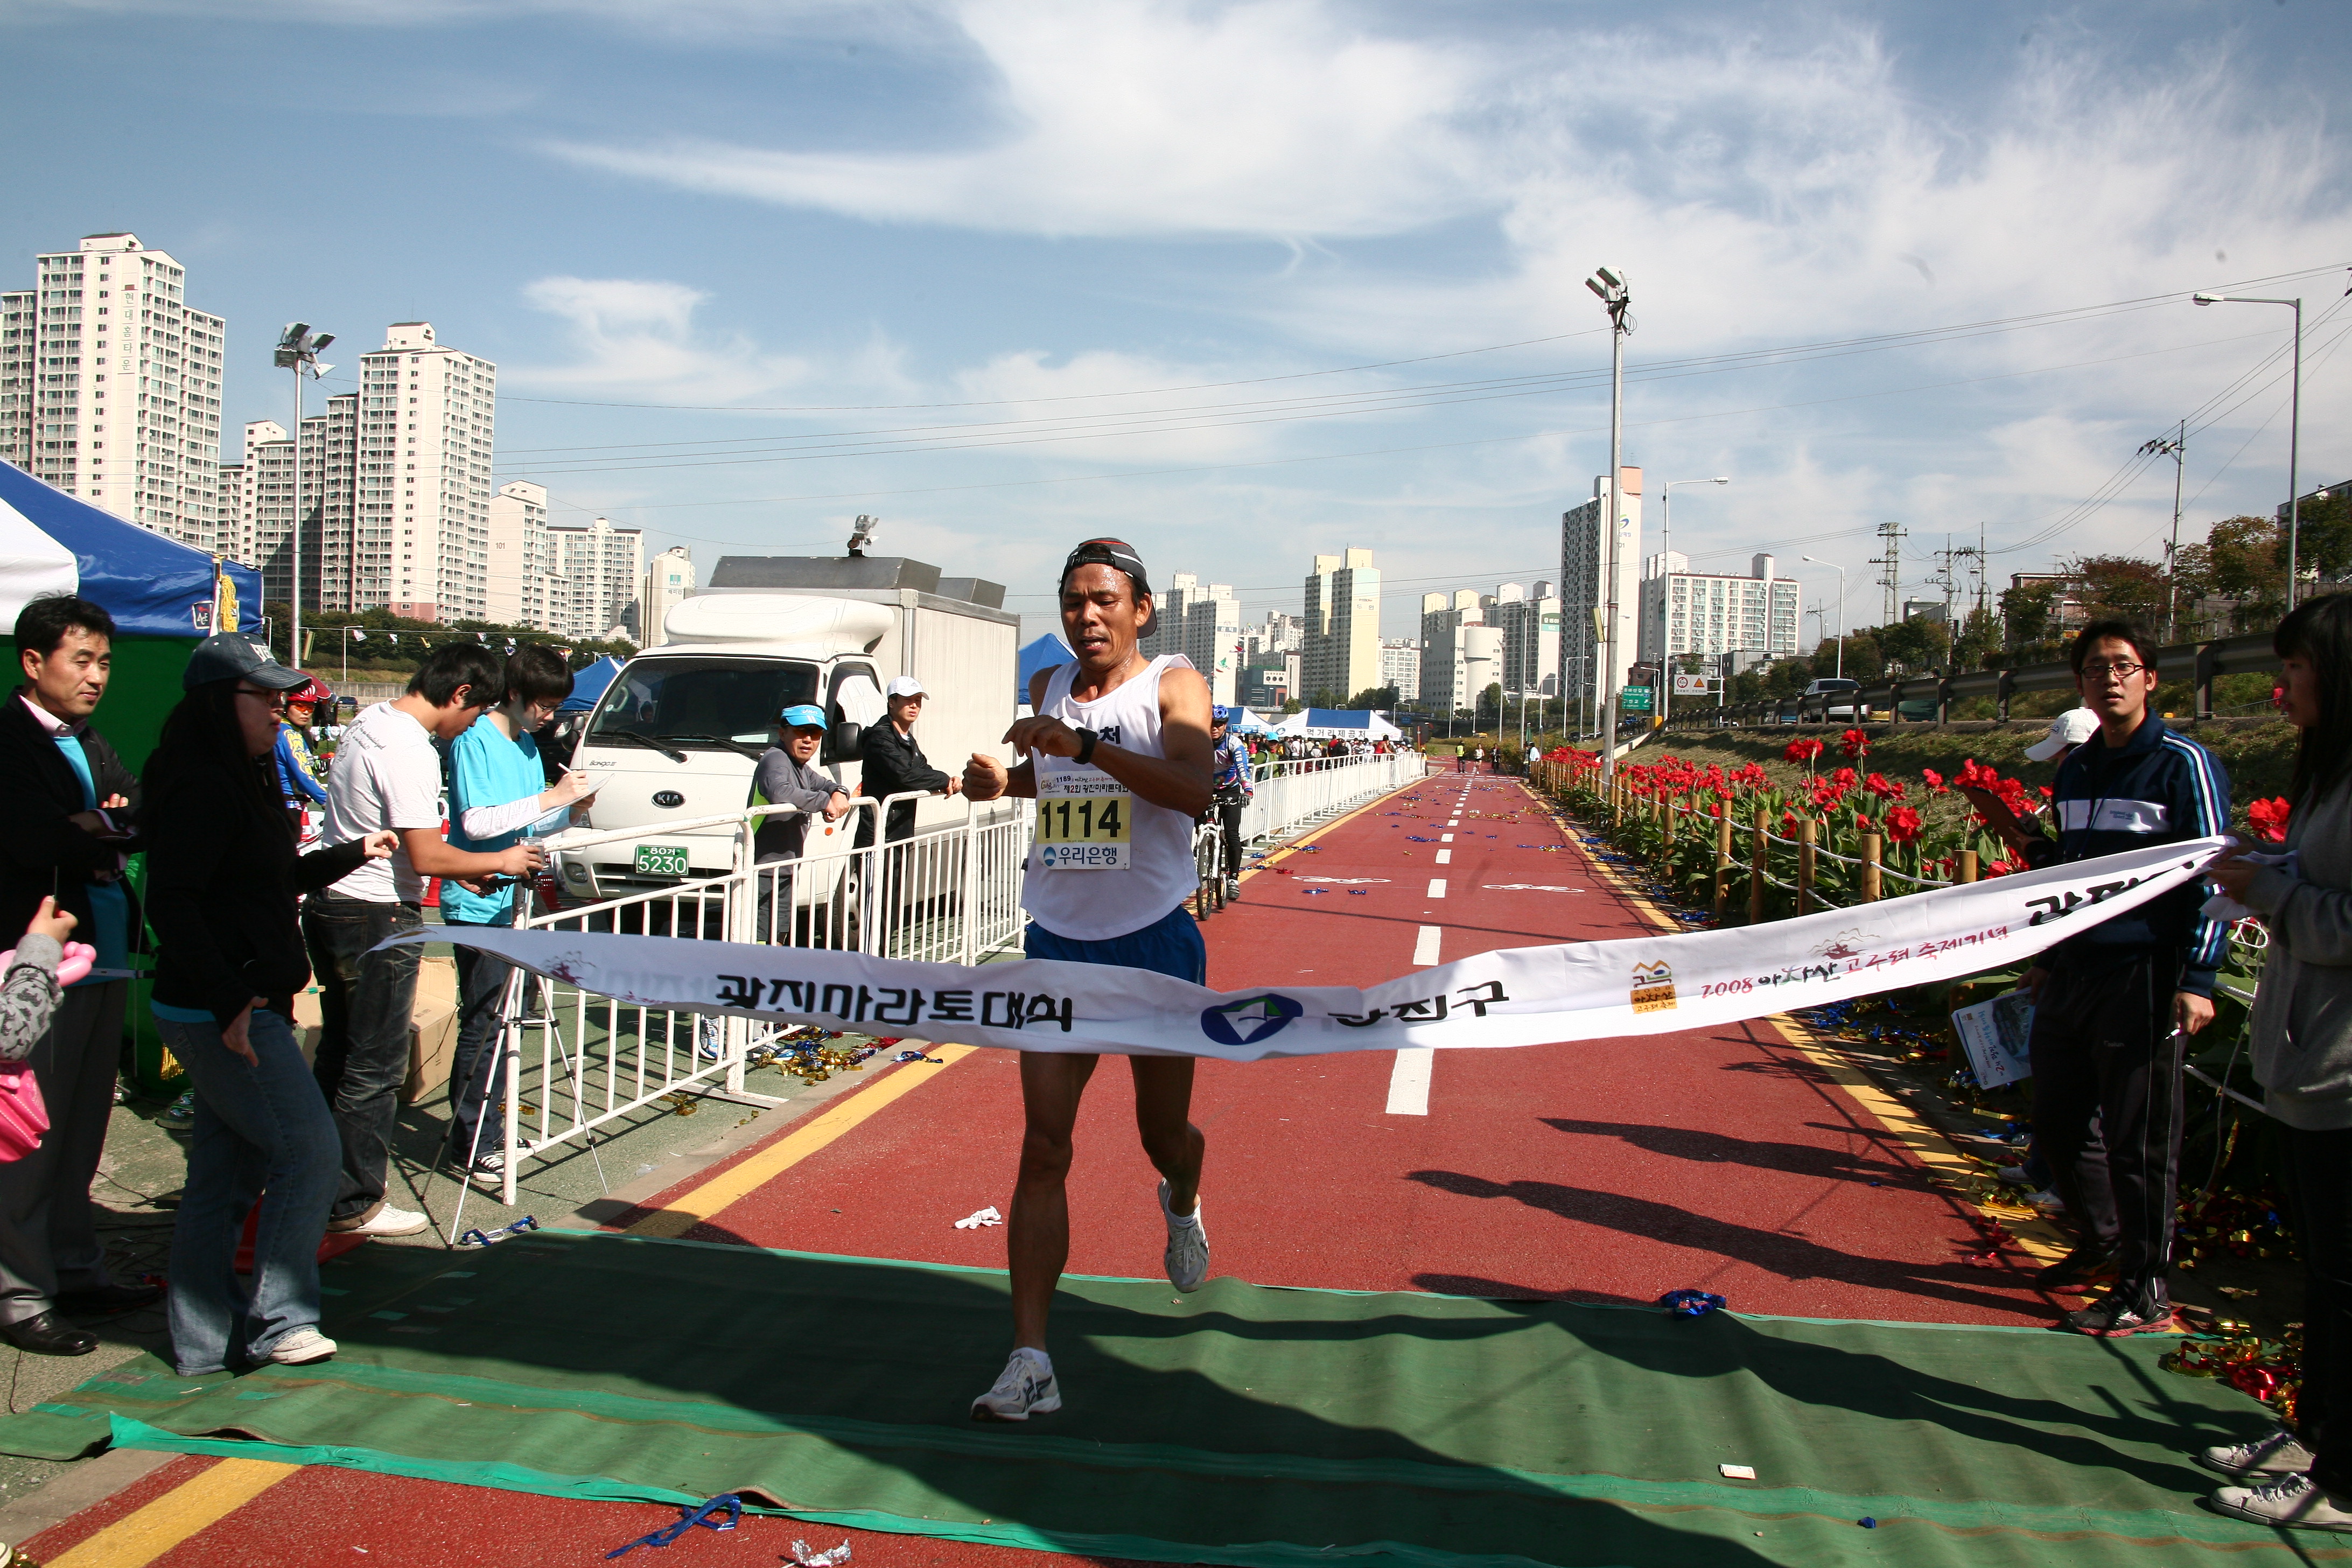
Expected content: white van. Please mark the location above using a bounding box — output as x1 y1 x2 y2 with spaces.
550 560 1016 904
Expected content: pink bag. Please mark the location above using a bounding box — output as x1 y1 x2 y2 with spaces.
0 1063 47 1162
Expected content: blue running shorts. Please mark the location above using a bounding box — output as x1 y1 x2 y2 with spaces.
1025 904 1206 984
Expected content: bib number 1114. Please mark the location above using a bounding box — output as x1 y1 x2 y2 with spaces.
1035 788 1132 871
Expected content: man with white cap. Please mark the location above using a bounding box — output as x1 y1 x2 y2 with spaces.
855 675 961 849
2024 706 2101 768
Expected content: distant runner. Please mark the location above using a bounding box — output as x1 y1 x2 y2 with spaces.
961 538 1216 1422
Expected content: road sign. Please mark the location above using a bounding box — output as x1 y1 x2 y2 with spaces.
1619 685 1654 713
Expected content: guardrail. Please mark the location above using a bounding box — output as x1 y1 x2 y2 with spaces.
1663 629 2283 730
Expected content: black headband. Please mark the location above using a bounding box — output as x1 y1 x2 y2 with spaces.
1061 538 1151 600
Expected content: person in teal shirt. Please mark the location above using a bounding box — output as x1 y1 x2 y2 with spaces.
441 647 596 1181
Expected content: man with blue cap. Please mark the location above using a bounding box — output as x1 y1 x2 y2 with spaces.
751 702 852 943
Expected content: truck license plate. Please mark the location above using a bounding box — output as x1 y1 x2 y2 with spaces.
634 844 690 877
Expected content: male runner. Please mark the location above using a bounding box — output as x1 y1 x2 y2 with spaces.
961 538 1216 1421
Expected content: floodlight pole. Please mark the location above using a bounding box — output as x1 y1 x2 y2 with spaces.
1586 268 1631 782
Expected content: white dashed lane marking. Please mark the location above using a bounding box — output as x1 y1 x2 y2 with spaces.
1427 879 1447 898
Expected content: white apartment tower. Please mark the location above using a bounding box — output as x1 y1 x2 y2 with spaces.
643 546 695 645
1559 467 1643 722
1639 551 1802 666
1303 548 1381 706
552 515 645 641
485 481 571 632
359 323 495 622
0 234 225 550
1492 578 1563 697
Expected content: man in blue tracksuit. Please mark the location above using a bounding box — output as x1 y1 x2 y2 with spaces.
2022 618 2230 1336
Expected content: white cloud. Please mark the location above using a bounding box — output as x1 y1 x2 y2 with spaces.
511 274 822 397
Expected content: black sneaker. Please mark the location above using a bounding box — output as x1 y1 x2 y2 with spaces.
2033 1247 2118 1296
2063 1292 2182 1338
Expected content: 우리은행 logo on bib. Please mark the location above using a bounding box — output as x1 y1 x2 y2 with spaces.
1630 960 1677 1013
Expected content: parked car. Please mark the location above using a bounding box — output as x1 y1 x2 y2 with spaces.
1798 677 1866 722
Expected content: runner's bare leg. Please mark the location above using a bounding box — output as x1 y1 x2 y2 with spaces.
1010 1051 1099 1349
1131 1056 1202 1217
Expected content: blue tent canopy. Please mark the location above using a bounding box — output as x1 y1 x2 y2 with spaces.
1016 633 1074 704
0 460 261 637
559 654 626 713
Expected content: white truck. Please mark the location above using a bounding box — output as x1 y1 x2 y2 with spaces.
549 557 1018 904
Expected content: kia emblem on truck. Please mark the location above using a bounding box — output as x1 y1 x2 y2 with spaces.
653 790 685 808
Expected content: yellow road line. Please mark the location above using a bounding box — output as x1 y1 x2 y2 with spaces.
627 1046 977 1237
1556 790 2066 1265
47 1458 299 1568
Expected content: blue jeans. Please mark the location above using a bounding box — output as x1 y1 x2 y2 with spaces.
443 918 512 1166
160 1009 340 1374
302 895 423 1225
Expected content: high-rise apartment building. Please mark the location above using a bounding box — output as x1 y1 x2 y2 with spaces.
0 234 225 551
552 515 645 641
644 546 696 645
1639 551 1801 666
1380 639 1422 695
485 481 572 632
1491 578 1563 697
225 420 297 604
304 394 359 610
1302 548 1381 706
1560 467 1643 722
1418 589 1483 710
358 323 495 622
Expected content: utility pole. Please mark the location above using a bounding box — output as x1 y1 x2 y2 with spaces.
2140 423 2186 641
1585 267 1632 781
1871 521 1906 630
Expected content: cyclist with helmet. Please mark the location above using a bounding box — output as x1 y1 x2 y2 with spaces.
276 677 332 836
1207 707 1254 900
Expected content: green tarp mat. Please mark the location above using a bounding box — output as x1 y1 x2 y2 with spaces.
0 1230 2328 1567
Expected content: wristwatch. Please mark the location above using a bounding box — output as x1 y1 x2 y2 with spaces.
1073 727 1100 766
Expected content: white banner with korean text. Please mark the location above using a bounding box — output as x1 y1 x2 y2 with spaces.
390 837 2227 1062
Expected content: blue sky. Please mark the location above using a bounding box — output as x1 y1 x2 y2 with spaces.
5 0 2348 643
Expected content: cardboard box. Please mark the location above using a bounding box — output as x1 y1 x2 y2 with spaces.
288 954 460 1105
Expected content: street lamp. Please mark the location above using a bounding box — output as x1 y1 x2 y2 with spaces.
274 323 334 666
2193 291 2302 608
1801 555 1847 681
1585 265 1632 781
1656 476 1730 725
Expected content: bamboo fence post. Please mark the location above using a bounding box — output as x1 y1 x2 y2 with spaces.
1796 817 1816 915
1959 848 1979 884
1712 807 1732 918
1861 832 1882 902
1749 808 1768 923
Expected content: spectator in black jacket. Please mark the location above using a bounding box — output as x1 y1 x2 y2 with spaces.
2022 618 2229 1339
142 634 395 1374
0 594 151 1356
854 676 961 848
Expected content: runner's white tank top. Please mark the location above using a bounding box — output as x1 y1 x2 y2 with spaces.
1025 655 1198 940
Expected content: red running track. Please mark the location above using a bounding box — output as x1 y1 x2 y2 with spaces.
648 770 2051 1325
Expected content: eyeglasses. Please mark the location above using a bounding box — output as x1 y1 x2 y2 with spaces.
2079 660 2147 680
235 685 289 710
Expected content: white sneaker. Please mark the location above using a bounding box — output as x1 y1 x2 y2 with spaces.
1159 1179 1209 1292
268 1327 338 1366
2210 1471 2352 1531
335 1204 429 1238
970 1350 1060 1421
2201 1427 2318 1479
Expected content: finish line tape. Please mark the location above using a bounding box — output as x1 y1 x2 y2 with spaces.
384 837 2225 1062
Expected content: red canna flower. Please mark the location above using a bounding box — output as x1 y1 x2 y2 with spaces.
1864 771 1906 801
2248 797 2292 844
1785 738 1824 766
1887 805 1924 843
1840 727 1870 759
1921 767 1948 794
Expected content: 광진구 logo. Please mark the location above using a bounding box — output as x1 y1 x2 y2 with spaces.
1200 993 1304 1046
1630 960 1677 1013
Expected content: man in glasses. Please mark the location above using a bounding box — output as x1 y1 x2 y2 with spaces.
2021 619 2229 1336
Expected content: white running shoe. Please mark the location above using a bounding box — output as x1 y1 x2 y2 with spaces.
970 1351 1060 1421
2210 1471 2352 1531
332 1204 429 1238
1159 1179 1209 1292
269 1327 338 1366
2201 1427 2318 1479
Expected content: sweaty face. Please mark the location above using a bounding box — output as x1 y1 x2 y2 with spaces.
1061 563 1147 669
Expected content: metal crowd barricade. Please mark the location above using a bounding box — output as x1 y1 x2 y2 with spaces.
463 751 1423 1221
